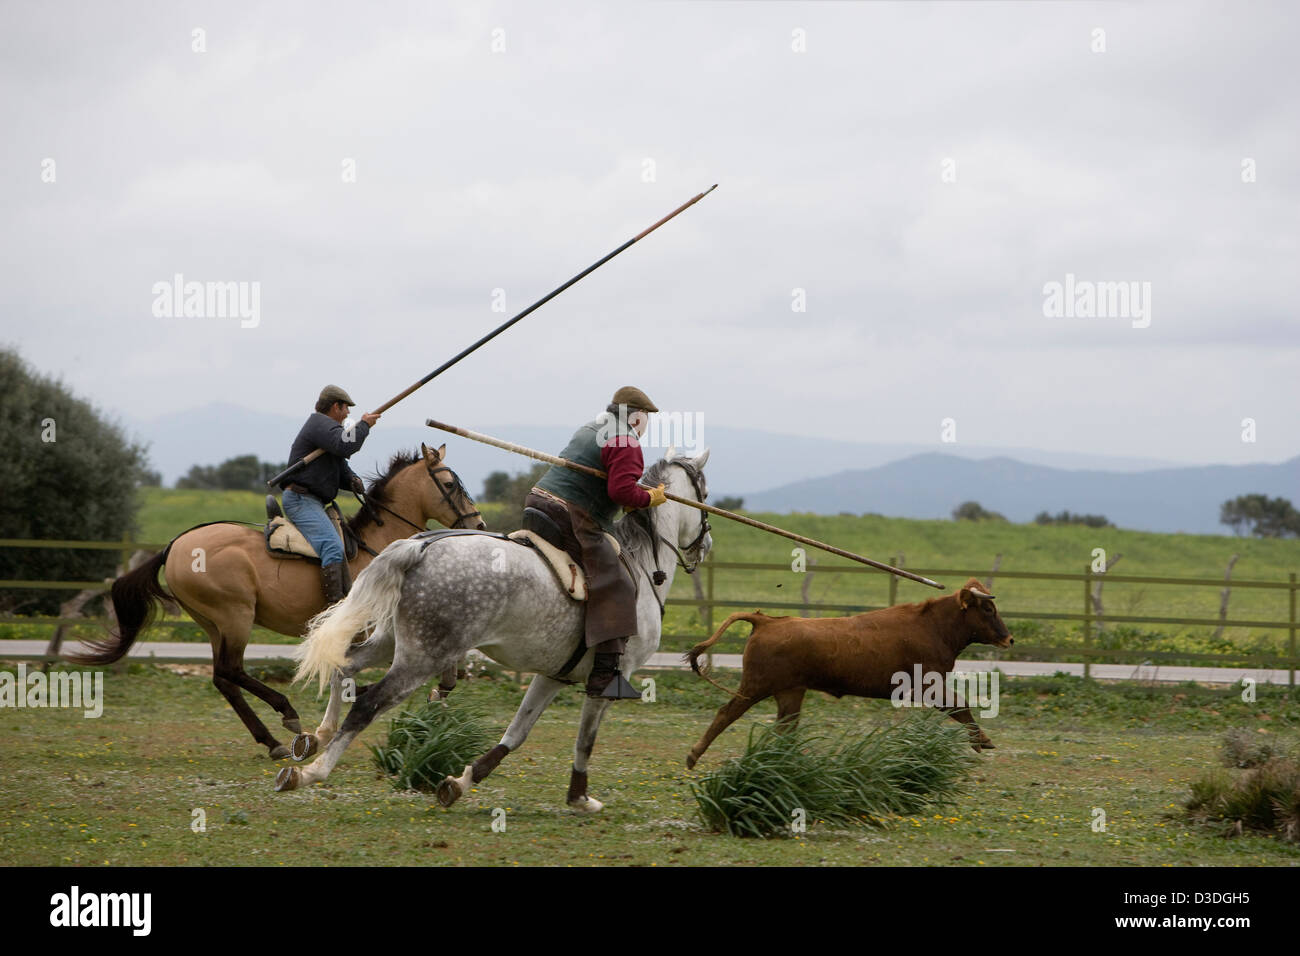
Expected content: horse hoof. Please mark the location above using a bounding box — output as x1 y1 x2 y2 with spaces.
275 766 301 792
566 795 604 814
291 734 318 762
685 753 698 770
436 764 474 808
269 744 291 760
283 718 303 735
980 740 996 750
436 778 462 807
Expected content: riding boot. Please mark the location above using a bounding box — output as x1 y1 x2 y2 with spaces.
586 652 641 700
321 562 351 606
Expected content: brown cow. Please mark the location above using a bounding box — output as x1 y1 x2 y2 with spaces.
683 577 1012 768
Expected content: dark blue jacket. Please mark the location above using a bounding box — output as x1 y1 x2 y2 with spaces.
280 412 370 501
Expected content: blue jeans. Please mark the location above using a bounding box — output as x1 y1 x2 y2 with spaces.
283 488 344 567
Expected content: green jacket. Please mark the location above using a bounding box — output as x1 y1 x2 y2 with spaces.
535 416 634 532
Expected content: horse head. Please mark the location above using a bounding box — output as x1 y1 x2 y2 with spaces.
656 446 712 571
420 442 485 530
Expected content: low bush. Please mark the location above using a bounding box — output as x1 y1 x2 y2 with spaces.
369 701 495 792
690 711 975 838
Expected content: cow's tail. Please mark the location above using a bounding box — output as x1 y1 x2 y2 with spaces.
295 538 427 694
65 544 174 665
682 610 766 698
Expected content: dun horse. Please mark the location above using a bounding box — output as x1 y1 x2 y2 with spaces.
68 444 483 759
278 450 711 811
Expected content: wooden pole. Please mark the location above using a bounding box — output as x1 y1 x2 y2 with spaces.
1083 565 1093 680
269 185 719 488
1289 571 1296 690
425 418 944 590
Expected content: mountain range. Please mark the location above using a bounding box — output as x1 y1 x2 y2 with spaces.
126 403 1297 535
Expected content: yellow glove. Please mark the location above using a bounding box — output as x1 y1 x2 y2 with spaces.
646 483 667 507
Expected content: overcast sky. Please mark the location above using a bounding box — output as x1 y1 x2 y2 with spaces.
2 0 1296 470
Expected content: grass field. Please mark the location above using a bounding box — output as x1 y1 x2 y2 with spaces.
1 661 1297 866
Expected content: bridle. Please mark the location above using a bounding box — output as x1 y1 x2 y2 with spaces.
426 461 482 529
356 460 481 533
647 458 711 579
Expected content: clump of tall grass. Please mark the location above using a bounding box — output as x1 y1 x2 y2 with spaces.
1220 727 1289 769
1186 755 1300 843
369 701 495 793
690 711 976 838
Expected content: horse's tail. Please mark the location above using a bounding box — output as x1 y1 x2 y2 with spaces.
65 545 174 665
295 538 427 693
682 610 766 698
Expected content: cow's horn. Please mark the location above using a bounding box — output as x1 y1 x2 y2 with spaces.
968 587 995 600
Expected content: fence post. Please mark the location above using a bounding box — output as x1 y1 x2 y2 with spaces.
1290 572 1296 689
888 556 898 607
1082 564 1093 680
705 556 715 672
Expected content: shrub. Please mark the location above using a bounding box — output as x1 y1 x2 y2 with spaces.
952 501 1006 522
1185 756 1300 842
690 711 975 838
1221 728 1290 769
369 701 495 792
0 348 148 613
1033 510 1112 528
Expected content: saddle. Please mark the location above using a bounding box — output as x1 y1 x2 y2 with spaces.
408 523 627 604
409 524 638 684
263 495 359 562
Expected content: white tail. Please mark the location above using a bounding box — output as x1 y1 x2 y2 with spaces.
294 538 428 693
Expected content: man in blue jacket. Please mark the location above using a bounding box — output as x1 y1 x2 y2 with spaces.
279 385 380 604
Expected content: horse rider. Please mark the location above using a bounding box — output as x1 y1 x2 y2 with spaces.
279 385 381 605
524 386 668 700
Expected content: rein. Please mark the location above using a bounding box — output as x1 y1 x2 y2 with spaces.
640 459 711 611
354 460 481 539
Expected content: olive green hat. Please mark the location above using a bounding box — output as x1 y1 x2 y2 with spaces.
318 384 356 407
611 385 658 413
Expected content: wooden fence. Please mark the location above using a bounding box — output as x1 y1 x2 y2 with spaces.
2 539 1297 685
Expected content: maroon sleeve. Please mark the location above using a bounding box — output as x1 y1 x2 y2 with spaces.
600 438 652 509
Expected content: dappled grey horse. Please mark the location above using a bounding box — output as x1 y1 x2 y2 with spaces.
276 450 711 811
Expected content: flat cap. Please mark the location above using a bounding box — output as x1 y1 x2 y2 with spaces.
611 385 658 413
318 384 356 407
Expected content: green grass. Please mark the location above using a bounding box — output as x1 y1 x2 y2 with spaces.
691 712 975 837
2 660 1299 866
369 702 496 792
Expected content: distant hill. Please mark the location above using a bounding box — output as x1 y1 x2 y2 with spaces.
126 403 1296 535
740 453 1300 535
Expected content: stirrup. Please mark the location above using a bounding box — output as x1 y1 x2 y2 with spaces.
600 672 642 701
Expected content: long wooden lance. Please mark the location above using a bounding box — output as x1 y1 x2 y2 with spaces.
268 184 720 488
425 418 945 590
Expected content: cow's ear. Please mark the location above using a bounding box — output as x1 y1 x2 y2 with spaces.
958 587 973 610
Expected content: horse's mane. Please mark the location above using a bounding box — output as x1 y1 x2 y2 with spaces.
347 449 422 535
612 458 678 552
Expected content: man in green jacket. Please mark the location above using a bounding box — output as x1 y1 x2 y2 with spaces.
526 386 667 699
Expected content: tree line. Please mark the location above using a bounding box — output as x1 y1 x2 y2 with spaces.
952 495 1299 537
